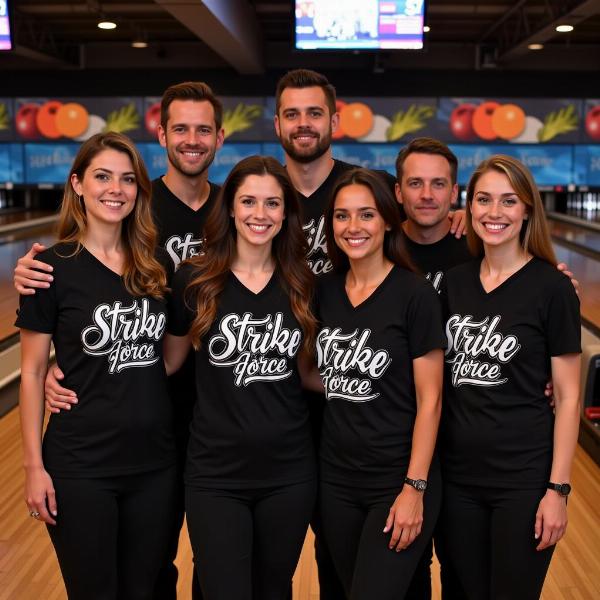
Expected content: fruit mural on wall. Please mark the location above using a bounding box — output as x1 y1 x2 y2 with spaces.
14 99 142 141
334 99 436 142
446 99 580 143
222 103 263 139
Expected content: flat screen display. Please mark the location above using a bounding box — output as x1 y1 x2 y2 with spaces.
295 0 426 50
0 0 13 51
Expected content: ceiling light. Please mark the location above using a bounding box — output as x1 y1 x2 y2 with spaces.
131 40 148 49
528 43 544 50
97 21 117 30
423 26 430 33
555 24 574 33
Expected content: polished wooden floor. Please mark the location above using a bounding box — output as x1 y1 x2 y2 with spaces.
1 406 599 599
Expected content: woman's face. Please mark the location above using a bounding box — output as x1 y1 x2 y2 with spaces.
470 170 528 250
231 174 285 250
332 183 389 263
71 149 137 227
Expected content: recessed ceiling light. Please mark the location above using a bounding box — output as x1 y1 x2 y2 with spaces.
131 41 148 49
556 24 574 33
423 26 430 33
97 21 117 30
528 43 544 50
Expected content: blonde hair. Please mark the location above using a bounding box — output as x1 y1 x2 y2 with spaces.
57 132 167 298
465 154 557 265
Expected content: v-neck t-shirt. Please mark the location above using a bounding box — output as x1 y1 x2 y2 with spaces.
15 242 175 478
151 177 221 268
404 232 472 292
168 265 316 488
299 160 399 277
315 265 446 487
441 257 581 488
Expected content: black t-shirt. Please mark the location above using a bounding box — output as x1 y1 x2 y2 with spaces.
404 232 472 292
299 160 399 277
152 176 221 436
316 266 446 487
168 266 316 488
15 243 175 478
441 257 581 488
151 177 221 267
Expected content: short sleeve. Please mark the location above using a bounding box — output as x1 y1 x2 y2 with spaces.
544 275 581 356
406 280 447 358
167 264 195 336
15 284 58 334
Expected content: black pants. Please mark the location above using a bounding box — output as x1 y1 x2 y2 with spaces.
443 483 555 600
154 364 202 600
406 517 467 599
185 479 317 600
306 390 347 600
320 470 442 600
48 466 177 600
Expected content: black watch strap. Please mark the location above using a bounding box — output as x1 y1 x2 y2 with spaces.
404 477 427 492
547 482 571 497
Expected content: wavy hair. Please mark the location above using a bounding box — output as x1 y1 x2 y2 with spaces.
57 132 167 298
324 168 415 273
184 155 317 356
465 154 557 265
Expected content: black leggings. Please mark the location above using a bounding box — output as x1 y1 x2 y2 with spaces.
185 479 316 600
47 466 178 600
320 470 442 600
443 483 555 600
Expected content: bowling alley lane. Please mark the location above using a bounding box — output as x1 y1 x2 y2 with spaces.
554 243 600 334
549 214 600 256
0 223 55 342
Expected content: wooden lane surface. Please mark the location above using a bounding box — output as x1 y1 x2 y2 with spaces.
554 245 600 331
1 406 599 599
0 228 55 342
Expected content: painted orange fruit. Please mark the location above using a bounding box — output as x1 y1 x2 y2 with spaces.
472 102 500 140
491 104 526 140
36 101 63 139
332 99 346 139
55 103 90 138
339 102 374 139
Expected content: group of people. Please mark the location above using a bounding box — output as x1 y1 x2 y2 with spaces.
15 69 581 600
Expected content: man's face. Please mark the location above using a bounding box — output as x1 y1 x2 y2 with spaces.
158 100 224 178
396 152 458 230
274 86 338 164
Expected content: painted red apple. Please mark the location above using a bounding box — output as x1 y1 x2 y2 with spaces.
15 103 41 139
585 106 600 141
145 102 161 137
449 103 477 140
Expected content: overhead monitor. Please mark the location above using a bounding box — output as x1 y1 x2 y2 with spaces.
0 0 13 51
295 0 426 51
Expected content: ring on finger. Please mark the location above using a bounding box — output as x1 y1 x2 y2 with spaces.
29 510 40 519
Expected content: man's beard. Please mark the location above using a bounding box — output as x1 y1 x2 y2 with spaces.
279 128 332 164
166 143 216 177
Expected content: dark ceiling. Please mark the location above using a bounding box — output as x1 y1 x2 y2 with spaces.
2 1 600 97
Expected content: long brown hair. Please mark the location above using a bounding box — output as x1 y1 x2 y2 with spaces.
57 132 167 298
324 168 415 273
465 154 557 265
185 155 317 356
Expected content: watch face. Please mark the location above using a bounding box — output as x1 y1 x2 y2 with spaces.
559 483 571 496
415 479 427 491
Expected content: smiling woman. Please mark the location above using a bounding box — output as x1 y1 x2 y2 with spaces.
441 155 581 599
15 132 177 600
161 155 319 599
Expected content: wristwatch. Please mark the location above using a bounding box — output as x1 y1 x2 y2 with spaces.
547 482 571 497
404 476 427 492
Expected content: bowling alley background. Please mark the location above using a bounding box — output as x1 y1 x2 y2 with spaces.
0 95 599 185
